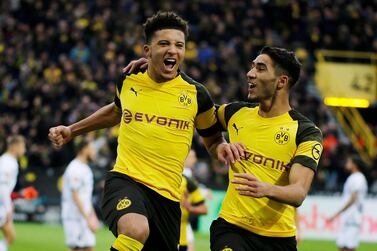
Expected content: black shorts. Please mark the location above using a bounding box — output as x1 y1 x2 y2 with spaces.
210 218 297 251
102 171 181 251
178 245 187 251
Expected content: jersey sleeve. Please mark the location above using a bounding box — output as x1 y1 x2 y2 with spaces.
216 104 227 130
114 73 126 108
66 169 83 191
194 83 220 137
185 176 205 206
217 102 257 131
292 124 323 172
349 175 366 193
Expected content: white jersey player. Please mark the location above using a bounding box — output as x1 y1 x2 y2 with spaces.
329 155 368 251
0 136 26 251
62 139 98 251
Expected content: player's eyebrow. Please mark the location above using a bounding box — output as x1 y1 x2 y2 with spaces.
251 61 267 69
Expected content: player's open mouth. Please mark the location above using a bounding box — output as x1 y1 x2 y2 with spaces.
163 58 176 71
248 83 256 90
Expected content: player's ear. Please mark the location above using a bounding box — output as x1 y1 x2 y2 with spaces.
277 75 289 89
143 44 151 58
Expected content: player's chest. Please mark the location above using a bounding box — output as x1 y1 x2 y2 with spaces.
228 116 298 154
120 84 198 120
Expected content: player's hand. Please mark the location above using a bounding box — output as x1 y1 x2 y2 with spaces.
48 125 72 149
180 191 192 211
231 173 271 198
123 58 148 74
327 214 337 222
87 212 99 233
217 142 246 165
296 230 301 243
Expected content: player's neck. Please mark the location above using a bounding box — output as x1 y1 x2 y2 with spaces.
5 150 18 159
258 98 291 118
351 168 360 174
77 154 88 164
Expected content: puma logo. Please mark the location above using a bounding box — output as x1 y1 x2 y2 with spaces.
232 123 243 135
130 87 141 96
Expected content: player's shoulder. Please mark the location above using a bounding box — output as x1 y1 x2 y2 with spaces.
289 110 322 143
221 101 257 125
350 172 368 183
117 69 146 92
65 159 85 174
224 101 257 114
180 71 216 114
180 71 205 88
0 153 17 166
288 110 319 128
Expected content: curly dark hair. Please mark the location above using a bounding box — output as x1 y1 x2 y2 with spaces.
260 46 302 88
143 11 189 43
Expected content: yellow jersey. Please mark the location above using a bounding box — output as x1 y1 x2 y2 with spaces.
113 70 219 202
217 102 323 237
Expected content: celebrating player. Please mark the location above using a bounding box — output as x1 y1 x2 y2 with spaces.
211 46 323 251
49 11 243 251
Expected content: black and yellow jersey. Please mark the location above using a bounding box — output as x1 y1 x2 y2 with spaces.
113 70 218 202
179 175 205 246
217 102 323 237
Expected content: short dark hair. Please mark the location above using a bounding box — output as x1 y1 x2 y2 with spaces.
260 46 301 88
143 11 189 43
74 137 91 154
349 154 367 173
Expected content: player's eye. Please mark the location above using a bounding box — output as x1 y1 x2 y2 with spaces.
158 41 169 46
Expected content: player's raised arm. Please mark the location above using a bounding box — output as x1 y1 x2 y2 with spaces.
48 102 121 149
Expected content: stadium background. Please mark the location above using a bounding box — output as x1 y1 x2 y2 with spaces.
0 0 376 250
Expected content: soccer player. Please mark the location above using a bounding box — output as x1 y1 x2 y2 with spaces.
0 135 26 251
62 138 98 251
211 46 323 251
49 11 243 251
328 155 368 251
179 174 208 251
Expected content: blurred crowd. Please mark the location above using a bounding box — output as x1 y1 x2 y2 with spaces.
1 0 377 198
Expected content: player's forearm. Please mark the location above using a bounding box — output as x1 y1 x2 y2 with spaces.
333 192 357 217
187 203 208 215
266 184 308 207
203 133 226 158
69 102 121 137
72 191 89 219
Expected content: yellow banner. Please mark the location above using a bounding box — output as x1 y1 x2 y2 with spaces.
315 62 377 102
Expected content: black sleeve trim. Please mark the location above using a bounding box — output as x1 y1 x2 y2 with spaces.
215 104 227 131
292 155 317 172
289 110 323 146
184 175 198 193
224 102 258 127
196 122 222 137
114 73 127 108
116 73 127 94
180 72 214 114
114 96 121 108
192 200 205 206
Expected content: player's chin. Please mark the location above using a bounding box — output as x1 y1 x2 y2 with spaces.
161 70 178 80
247 94 259 103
